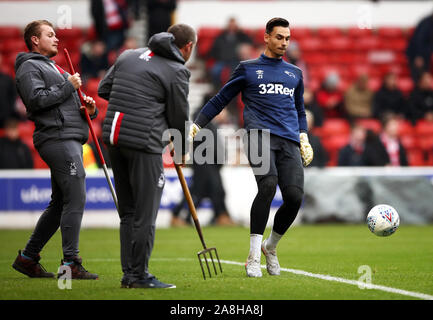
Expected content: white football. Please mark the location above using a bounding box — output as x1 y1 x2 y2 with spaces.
367 204 400 237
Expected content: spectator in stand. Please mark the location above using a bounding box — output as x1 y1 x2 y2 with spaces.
90 0 130 52
316 72 345 118
285 41 309 87
80 40 110 84
304 87 324 127
408 71 433 124
380 114 409 166
344 73 373 120
406 12 433 83
208 17 253 88
0 53 18 128
146 0 177 41
0 118 33 169
362 114 408 166
305 110 328 167
338 122 367 166
373 71 408 120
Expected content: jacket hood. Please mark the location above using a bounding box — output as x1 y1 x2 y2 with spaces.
15 52 51 73
148 32 185 64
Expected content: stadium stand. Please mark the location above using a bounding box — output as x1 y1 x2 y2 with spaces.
0 23 432 168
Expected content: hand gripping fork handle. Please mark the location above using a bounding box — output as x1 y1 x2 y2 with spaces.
169 142 222 279
63 48 119 213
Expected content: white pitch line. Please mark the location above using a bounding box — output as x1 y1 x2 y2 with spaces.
219 259 433 301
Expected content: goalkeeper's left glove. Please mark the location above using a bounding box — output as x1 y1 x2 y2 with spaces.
189 123 201 141
299 132 314 167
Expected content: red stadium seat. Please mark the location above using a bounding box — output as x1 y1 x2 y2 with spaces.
290 27 313 40
84 77 101 96
397 77 414 96
353 37 380 51
356 118 382 133
418 136 433 151
347 27 373 39
321 119 351 138
324 36 352 52
406 149 425 166
298 37 322 52
322 134 350 166
18 121 35 139
303 52 328 65
415 120 433 137
397 120 414 136
377 27 404 39
0 26 22 39
2 39 27 53
317 27 343 38
367 77 382 91
197 27 223 57
55 27 83 39
33 151 48 169
400 134 418 151
385 39 407 52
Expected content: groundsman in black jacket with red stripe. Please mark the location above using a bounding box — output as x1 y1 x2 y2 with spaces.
98 24 196 289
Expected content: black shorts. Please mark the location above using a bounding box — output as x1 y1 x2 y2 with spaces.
244 130 304 191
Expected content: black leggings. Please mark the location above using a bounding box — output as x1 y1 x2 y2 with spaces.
250 175 303 235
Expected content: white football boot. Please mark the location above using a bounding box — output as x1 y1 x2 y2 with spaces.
261 239 280 276
245 253 262 278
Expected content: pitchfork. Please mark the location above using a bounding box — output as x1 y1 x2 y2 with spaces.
170 142 222 280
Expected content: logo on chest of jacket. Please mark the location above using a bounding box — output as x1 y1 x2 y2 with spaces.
139 50 154 62
284 71 296 79
256 70 264 79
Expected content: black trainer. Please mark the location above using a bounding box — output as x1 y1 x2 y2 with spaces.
58 256 99 280
12 250 55 278
128 276 176 289
120 277 130 288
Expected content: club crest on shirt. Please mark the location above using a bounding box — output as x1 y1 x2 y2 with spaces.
69 162 77 176
157 173 165 188
256 70 264 79
284 70 296 79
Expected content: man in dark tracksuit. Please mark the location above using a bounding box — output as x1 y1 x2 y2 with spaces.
12 20 98 279
98 24 196 289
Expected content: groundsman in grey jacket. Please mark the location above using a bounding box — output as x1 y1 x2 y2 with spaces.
98 24 196 289
12 20 98 280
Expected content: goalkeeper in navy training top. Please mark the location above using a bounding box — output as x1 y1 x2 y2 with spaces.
190 17 313 277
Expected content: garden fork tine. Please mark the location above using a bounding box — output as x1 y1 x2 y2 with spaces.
170 142 222 279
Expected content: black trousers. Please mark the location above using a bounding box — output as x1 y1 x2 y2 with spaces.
108 146 164 282
246 132 304 235
23 140 86 259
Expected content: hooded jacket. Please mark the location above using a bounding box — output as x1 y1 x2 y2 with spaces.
98 32 190 155
15 52 96 148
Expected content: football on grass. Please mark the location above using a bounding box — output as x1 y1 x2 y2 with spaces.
367 204 400 237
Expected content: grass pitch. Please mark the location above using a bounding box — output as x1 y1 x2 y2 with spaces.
0 224 432 300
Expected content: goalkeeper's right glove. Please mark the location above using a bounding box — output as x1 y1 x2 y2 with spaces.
189 123 201 141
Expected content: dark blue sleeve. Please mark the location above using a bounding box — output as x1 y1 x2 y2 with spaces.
295 71 307 133
195 64 246 128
